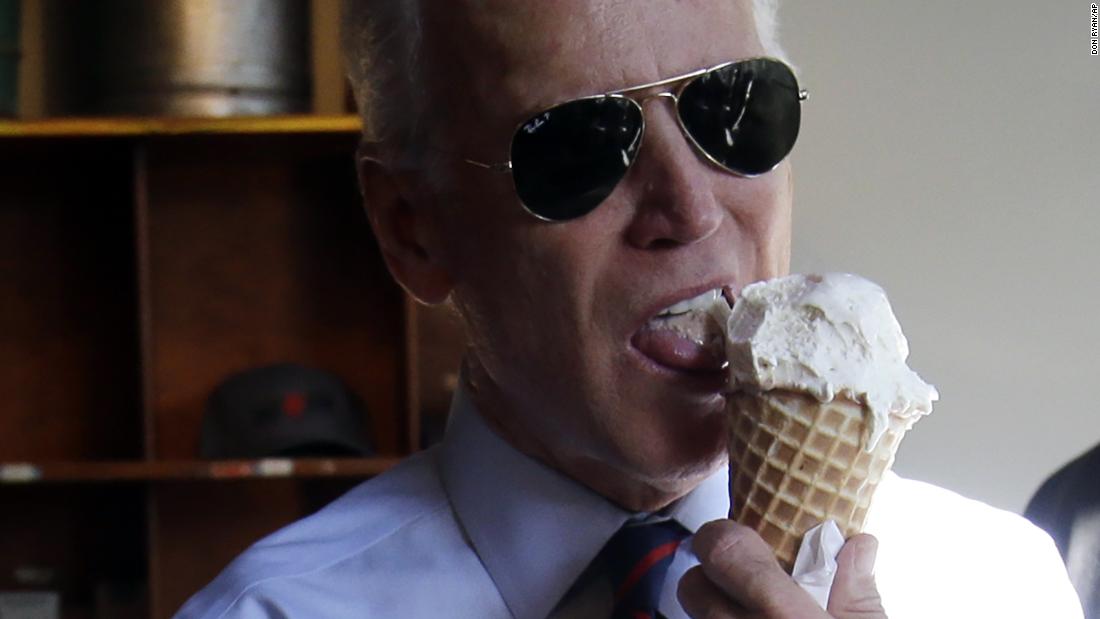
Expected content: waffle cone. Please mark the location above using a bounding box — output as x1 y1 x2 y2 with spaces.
727 390 911 572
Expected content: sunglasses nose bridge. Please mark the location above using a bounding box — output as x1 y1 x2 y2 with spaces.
634 91 681 130
637 91 679 107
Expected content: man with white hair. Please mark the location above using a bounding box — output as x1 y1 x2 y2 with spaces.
177 1 1082 617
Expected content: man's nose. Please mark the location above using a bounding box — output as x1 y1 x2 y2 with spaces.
621 99 724 250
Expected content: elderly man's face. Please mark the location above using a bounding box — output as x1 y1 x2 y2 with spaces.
416 0 792 501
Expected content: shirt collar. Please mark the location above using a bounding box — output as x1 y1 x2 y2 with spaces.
438 368 729 619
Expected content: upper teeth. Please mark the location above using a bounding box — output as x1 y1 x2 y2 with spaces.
656 288 721 317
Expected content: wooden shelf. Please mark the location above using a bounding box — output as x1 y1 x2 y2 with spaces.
0 116 445 617
0 115 361 138
0 4 458 614
0 458 401 484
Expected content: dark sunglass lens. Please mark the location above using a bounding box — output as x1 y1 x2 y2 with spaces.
510 96 643 221
678 58 801 175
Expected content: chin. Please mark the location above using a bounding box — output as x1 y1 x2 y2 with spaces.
622 412 730 486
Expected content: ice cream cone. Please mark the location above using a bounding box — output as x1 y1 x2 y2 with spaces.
714 273 937 571
727 389 914 572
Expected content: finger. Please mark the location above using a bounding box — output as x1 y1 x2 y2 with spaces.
677 565 745 619
827 534 888 618
692 520 824 617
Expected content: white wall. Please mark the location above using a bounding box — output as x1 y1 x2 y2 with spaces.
779 1 1100 513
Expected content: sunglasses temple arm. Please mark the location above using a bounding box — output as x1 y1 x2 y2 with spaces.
464 158 513 173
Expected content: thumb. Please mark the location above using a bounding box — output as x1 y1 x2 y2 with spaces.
826 533 888 618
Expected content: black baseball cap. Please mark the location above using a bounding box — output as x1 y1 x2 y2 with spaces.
200 363 374 459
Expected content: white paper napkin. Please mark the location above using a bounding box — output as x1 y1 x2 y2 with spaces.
790 520 846 609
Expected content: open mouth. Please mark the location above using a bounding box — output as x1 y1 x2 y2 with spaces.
629 287 732 376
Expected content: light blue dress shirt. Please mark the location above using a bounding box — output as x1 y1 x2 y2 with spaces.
175 378 725 619
176 377 1084 618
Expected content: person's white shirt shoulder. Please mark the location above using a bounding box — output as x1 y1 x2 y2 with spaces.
173 449 510 618
866 471 1083 619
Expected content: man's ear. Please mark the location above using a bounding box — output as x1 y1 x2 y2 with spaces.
356 143 454 304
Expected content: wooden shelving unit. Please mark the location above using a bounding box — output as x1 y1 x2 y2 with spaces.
0 116 466 618
0 115 362 137
0 458 402 483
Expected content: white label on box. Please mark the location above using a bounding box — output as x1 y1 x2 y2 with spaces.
255 458 294 477
0 464 42 483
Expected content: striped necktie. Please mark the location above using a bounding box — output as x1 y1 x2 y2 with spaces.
601 519 690 619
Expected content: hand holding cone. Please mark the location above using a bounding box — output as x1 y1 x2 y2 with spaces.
714 274 937 572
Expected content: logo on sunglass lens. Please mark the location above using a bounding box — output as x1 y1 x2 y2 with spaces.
523 112 552 134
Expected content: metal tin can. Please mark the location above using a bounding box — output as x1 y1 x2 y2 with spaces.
48 0 311 116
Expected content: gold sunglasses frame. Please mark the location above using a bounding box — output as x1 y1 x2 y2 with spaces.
464 56 808 222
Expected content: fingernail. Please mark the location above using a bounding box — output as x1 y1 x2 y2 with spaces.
855 537 878 574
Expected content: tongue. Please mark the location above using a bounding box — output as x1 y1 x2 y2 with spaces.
632 325 726 371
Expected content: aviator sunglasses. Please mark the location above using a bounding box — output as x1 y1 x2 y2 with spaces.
465 57 808 222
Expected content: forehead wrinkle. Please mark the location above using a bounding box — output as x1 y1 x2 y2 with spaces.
424 0 766 132
559 0 762 101
497 6 641 110
447 1 661 107
642 0 761 75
